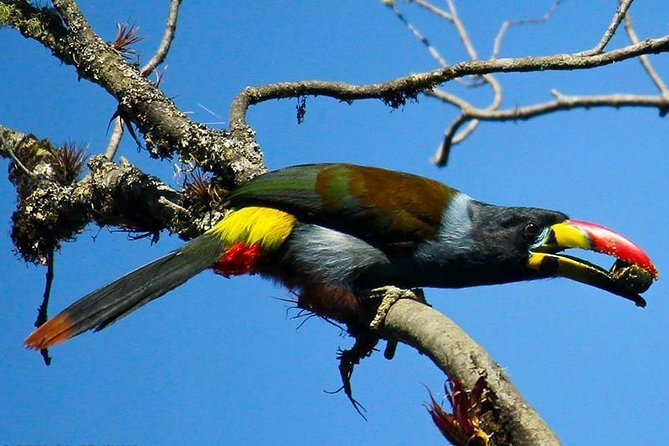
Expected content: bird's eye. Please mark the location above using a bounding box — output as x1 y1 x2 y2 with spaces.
524 222 541 240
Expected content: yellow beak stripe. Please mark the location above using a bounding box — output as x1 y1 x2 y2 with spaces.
209 206 297 252
527 252 600 285
547 222 592 250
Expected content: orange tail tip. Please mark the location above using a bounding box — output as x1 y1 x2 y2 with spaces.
24 313 75 350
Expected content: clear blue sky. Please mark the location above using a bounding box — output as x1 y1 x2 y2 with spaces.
2 1 668 444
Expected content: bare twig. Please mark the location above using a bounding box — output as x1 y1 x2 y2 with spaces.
433 114 467 166
385 0 483 91
492 1 561 59
398 0 665 165
104 117 125 160
7 142 36 178
400 0 507 163
104 0 183 161
434 89 669 121
35 249 54 366
623 10 669 97
443 0 502 163
408 0 453 22
431 89 669 165
141 0 182 76
385 1 448 68
578 0 635 56
446 0 477 60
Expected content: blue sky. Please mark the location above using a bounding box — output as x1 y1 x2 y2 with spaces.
2 1 668 444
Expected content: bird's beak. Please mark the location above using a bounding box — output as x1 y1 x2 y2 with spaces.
527 219 658 307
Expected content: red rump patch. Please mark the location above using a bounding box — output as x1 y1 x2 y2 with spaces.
214 242 263 277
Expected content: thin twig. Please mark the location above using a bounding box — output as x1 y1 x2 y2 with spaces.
7 135 36 177
104 117 124 160
7 147 35 178
399 1 486 87
103 0 183 161
422 0 505 163
445 0 476 59
141 0 182 76
492 1 561 59
433 114 467 166
36 249 54 366
578 0 635 56
623 10 669 96
431 89 669 165
435 0 503 161
409 0 453 22
462 90 669 120
449 119 479 146
385 1 449 68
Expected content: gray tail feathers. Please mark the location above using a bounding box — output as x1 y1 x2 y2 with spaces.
25 233 224 349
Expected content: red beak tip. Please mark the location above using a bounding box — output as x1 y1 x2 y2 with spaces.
568 219 657 282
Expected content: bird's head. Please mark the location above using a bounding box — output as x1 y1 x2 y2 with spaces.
465 203 658 306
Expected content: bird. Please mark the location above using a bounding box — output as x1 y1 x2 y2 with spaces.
25 163 658 350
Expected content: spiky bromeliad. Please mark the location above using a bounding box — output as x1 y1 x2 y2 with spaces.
25 163 658 350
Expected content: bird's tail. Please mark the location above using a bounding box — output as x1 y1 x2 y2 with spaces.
24 232 225 350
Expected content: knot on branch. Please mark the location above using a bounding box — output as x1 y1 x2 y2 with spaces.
381 80 426 108
87 156 181 235
11 180 91 264
8 136 89 263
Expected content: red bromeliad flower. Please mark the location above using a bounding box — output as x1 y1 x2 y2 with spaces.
427 377 491 446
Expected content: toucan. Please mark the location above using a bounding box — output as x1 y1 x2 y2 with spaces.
25 163 658 350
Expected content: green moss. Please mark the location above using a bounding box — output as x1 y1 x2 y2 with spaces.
0 4 14 27
24 16 44 37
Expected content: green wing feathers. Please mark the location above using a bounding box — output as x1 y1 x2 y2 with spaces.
229 163 456 246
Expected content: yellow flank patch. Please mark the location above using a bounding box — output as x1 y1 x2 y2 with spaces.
208 206 297 252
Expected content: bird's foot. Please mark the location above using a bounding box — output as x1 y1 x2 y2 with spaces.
364 286 427 360
326 333 379 421
366 286 426 332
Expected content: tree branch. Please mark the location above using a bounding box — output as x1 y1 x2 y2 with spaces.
492 1 561 59
229 34 669 126
578 0 634 56
1 124 227 263
140 0 182 76
1 0 264 184
623 8 669 97
381 298 560 445
105 0 184 161
431 90 669 165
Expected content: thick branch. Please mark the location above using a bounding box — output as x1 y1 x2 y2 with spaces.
106 0 183 161
1 124 226 262
1 0 264 184
229 34 669 125
382 298 560 445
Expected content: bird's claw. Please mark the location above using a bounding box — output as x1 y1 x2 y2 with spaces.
366 286 426 331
